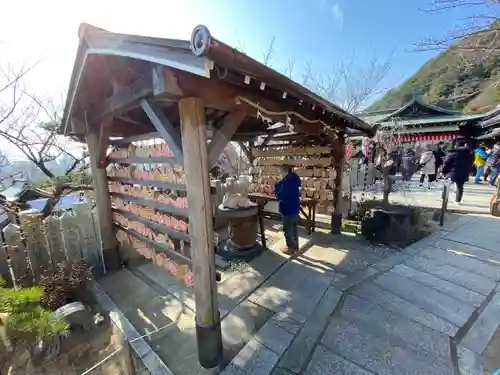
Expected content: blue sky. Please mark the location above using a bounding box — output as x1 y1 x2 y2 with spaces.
1 0 493 102
1 0 495 158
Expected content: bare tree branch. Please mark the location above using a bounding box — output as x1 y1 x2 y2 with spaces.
261 36 276 67
0 51 88 181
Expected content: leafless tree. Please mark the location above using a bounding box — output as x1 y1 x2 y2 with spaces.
261 36 276 67
412 0 500 109
283 59 296 79
416 0 500 54
313 54 392 113
0 51 88 180
234 31 248 53
301 61 316 90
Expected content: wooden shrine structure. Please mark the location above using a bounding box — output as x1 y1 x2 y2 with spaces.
60 23 374 369
359 97 495 143
477 107 500 142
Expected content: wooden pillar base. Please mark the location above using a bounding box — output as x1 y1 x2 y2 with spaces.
102 245 122 272
196 317 223 368
330 213 342 234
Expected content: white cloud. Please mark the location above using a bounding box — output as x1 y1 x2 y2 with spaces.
332 3 344 29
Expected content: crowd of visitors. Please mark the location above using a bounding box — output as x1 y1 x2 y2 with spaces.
371 138 500 205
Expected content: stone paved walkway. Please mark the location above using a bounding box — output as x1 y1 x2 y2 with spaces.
222 214 500 375
98 213 500 375
351 178 497 215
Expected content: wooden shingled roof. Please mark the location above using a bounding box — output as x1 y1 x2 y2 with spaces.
61 23 375 141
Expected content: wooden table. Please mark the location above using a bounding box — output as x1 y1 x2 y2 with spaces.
248 193 317 248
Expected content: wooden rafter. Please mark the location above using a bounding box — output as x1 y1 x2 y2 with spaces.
89 77 153 124
141 99 184 164
259 131 277 150
208 110 247 167
237 141 254 163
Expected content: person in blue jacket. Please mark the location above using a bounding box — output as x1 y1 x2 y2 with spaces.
274 164 302 254
473 145 489 184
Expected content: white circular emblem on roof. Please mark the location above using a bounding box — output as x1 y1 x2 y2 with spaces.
191 25 211 57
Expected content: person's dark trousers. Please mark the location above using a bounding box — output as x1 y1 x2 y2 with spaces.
420 174 437 184
485 166 491 180
282 215 299 251
455 182 465 202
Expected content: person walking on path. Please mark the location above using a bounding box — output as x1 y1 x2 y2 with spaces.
487 141 500 186
275 164 301 255
434 142 446 178
401 148 416 181
473 144 488 184
419 145 436 186
442 139 473 205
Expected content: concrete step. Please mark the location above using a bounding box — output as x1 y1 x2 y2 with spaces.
373 272 474 327
352 282 459 336
339 295 451 361
99 269 201 375
321 316 453 375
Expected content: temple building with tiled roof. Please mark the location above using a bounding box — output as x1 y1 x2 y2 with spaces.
357 97 498 144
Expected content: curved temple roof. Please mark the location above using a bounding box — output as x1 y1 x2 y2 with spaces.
61 23 374 139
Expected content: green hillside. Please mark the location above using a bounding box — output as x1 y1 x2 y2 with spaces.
369 24 500 113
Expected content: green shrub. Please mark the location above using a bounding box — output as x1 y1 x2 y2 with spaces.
0 279 68 342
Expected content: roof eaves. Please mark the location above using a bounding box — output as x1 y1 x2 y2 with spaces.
189 25 374 136
61 23 214 136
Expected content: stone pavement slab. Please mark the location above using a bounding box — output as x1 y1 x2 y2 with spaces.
304 345 375 375
373 272 475 326
372 252 410 272
221 299 274 362
353 283 459 336
392 264 486 307
220 338 279 375
248 254 333 318
461 294 500 355
419 247 500 281
321 316 453 375
444 215 500 252
339 295 451 360
404 255 496 295
457 346 486 375
434 238 500 266
278 286 342 374
331 267 378 291
254 320 295 356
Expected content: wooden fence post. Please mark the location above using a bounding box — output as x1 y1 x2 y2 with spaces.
87 131 120 271
3 224 30 287
19 211 48 280
331 133 345 234
43 215 66 267
179 97 222 369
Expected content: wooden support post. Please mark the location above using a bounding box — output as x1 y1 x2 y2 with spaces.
237 141 254 164
87 130 120 272
179 97 222 369
141 99 184 165
208 110 246 167
259 131 277 149
331 133 345 234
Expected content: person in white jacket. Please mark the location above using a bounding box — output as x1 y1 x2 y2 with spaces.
419 144 437 186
